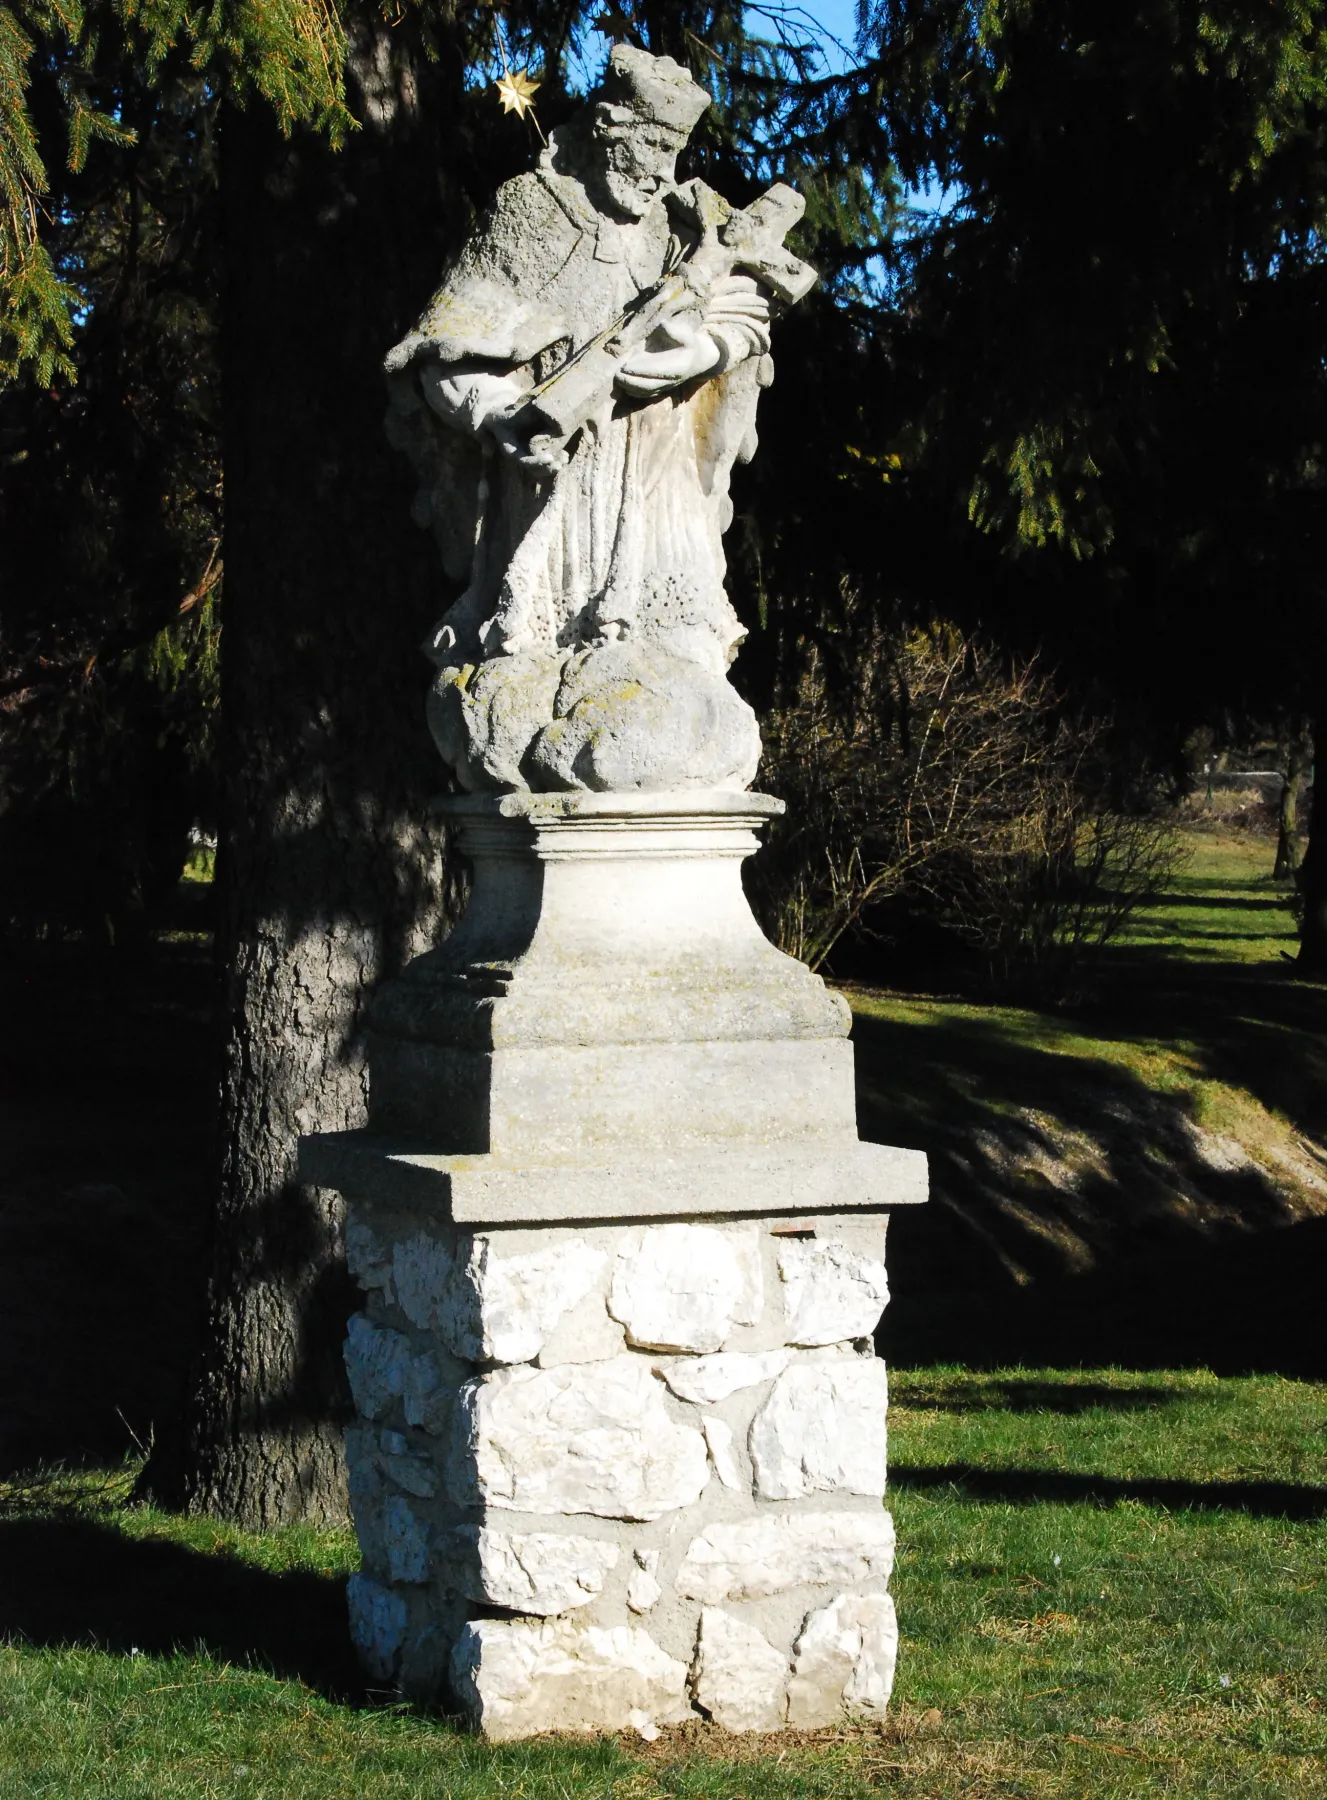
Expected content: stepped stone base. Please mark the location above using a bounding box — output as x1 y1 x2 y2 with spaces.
302 1134 926 1225
302 792 925 1736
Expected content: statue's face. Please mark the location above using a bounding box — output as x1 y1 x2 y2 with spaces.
589 113 688 219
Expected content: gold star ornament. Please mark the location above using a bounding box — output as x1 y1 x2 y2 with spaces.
496 67 540 119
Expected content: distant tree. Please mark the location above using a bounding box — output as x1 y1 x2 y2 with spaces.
0 68 221 939
1274 722 1312 882
835 0 1327 964
1297 721 1327 966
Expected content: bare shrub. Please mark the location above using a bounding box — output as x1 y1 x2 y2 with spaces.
749 622 1179 999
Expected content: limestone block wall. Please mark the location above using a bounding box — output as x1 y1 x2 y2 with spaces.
341 1206 897 1739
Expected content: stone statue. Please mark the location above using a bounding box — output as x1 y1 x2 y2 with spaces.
385 45 816 794
300 45 925 1736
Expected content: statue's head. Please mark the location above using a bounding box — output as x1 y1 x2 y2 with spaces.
583 45 710 220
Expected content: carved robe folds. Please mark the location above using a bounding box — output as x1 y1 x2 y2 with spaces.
386 164 786 794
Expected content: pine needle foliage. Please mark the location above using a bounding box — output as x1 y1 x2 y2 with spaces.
0 0 351 381
855 0 1327 559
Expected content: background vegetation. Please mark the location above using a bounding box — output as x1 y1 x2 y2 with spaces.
3 0 1324 960
1 0 1324 1535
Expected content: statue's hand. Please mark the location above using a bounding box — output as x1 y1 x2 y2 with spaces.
486 402 570 479
616 312 723 398
700 273 772 363
616 275 772 397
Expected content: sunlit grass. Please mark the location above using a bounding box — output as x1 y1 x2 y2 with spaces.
0 1371 1323 1798
1117 830 1298 965
846 828 1326 1224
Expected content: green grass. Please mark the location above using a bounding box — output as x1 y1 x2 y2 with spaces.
840 828 1327 1370
885 1368 1327 1796
1117 830 1299 965
3 827 1323 1795
0 1371 1324 1797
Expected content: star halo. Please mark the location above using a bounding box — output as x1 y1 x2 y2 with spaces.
495 67 540 119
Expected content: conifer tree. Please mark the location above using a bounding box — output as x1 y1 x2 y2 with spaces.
849 1 1327 965
0 60 222 936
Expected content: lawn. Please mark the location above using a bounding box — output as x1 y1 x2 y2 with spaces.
850 829 1327 1374
1 826 1323 1796
0 1368 1323 1798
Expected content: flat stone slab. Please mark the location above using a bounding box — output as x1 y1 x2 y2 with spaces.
300 1133 927 1225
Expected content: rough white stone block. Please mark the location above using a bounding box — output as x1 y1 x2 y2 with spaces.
346 1572 407 1681
401 1347 452 1434
778 1241 890 1346
786 1591 898 1726
346 1429 388 1574
387 1460 439 1500
393 1230 610 1364
694 1607 789 1732
398 1622 454 1706
658 1348 790 1404
701 1415 743 1490
392 1231 456 1332
346 1218 394 1294
535 1294 625 1366
626 1567 663 1613
610 1224 762 1353
383 1494 431 1585
675 1510 895 1603
451 1618 693 1740
343 1316 410 1421
450 1355 710 1520
460 1236 609 1364
749 1357 888 1499
627 1547 663 1611
447 1525 618 1615
380 1433 438 1497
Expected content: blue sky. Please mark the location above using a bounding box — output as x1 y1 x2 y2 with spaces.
794 0 862 64
567 2 864 88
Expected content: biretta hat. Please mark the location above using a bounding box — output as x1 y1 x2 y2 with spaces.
600 44 711 134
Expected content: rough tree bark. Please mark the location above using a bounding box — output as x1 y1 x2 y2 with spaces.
141 29 477 1525
1297 706 1327 974
1274 724 1309 881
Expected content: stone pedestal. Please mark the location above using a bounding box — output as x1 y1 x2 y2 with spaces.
301 792 926 1738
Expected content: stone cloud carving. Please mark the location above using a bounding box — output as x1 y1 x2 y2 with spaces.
385 45 816 794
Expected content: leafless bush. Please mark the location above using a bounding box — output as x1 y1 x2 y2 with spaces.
748 622 1179 999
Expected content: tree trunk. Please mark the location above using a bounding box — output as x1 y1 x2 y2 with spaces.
1274 731 1308 881
1297 709 1327 974
141 31 470 1525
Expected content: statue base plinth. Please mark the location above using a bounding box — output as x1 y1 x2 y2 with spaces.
364 791 856 1158
301 1132 926 1225
299 791 925 1736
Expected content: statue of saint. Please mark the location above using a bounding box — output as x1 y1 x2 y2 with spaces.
386 45 815 794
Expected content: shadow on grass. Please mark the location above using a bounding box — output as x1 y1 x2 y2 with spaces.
853 954 1327 1376
1143 893 1291 912
0 937 215 1477
893 1378 1183 1415
890 1464 1327 1520
886 1209 1327 1380
0 1514 367 1702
